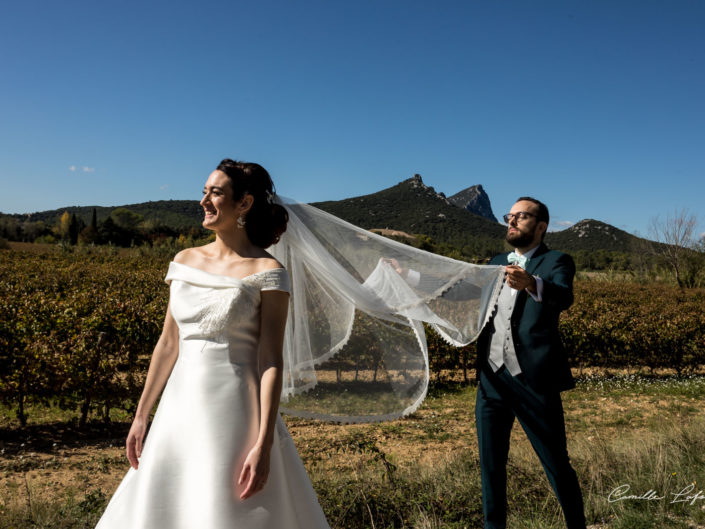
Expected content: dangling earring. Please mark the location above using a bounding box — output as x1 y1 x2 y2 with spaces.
237 215 246 229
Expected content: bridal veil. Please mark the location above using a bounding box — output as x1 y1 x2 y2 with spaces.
269 198 504 423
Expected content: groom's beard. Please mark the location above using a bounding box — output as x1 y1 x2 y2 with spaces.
506 227 536 248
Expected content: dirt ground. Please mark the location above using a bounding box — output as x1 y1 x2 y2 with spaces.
2 370 705 514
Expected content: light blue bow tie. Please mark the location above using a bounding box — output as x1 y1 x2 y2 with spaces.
507 251 528 269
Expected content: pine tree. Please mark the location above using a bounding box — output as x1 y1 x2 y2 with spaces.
68 213 80 244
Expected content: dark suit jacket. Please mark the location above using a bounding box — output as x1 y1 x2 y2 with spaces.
477 243 576 393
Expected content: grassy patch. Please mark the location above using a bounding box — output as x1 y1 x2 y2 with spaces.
4 374 705 528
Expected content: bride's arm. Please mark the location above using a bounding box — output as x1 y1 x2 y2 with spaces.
126 302 179 469
238 289 288 499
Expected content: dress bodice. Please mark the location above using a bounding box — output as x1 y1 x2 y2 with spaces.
165 262 290 365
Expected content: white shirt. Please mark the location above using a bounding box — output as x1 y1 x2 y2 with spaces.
512 244 543 302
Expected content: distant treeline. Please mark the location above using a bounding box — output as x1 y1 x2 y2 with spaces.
0 206 210 248
2 206 704 281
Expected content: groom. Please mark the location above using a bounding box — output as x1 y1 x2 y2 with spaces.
475 197 585 529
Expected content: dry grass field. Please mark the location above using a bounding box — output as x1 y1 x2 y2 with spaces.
3 370 705 528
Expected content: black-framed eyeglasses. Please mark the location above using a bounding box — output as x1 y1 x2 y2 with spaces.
503 212 537 223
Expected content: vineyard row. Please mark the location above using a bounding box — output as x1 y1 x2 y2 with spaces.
1 250 703 427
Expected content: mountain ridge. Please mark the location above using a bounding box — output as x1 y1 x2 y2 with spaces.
1 176 650 259
545 218 643 253
312 175 508 257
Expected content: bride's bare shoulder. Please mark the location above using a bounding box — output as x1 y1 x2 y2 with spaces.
172 245 283 276
173 245 212 266
254 251 285 274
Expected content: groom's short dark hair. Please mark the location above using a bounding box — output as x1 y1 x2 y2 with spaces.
516 196 549 225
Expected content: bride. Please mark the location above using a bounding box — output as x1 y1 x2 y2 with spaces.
96 159 330 528
96 158 505 528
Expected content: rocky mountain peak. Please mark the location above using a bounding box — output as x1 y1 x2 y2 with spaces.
567 219 619 241
448 184 498 223
403 174 450 204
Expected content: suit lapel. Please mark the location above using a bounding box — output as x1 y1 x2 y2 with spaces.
524 243 549 276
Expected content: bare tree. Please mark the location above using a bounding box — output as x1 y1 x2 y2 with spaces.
649 209 699 288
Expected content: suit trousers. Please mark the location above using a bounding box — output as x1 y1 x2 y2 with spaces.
475 366 586 529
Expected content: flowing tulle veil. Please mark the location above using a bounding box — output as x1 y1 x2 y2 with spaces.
269 198 504 423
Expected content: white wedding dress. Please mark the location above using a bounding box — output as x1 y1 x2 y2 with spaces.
96 262 330 529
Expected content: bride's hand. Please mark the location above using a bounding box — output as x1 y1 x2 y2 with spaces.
238 445 271 500
126 417 147 470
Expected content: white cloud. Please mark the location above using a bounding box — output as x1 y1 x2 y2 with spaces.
548 220 574 232
68 165 76 171
160 184 169 190
82 166 95 173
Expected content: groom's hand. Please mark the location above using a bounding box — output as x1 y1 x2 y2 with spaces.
506 265 537 294
382 257 408 278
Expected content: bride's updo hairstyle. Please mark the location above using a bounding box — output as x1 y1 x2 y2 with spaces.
216 159 288 248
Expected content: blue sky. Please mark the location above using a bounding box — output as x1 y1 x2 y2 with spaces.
1 0 703 238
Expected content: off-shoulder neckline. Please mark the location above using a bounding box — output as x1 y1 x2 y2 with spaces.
169 261 286 282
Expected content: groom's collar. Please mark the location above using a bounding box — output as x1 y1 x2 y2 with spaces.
515 244 542 259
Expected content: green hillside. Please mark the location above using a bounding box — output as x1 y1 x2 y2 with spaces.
313 175 507 258
545 219 644 253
